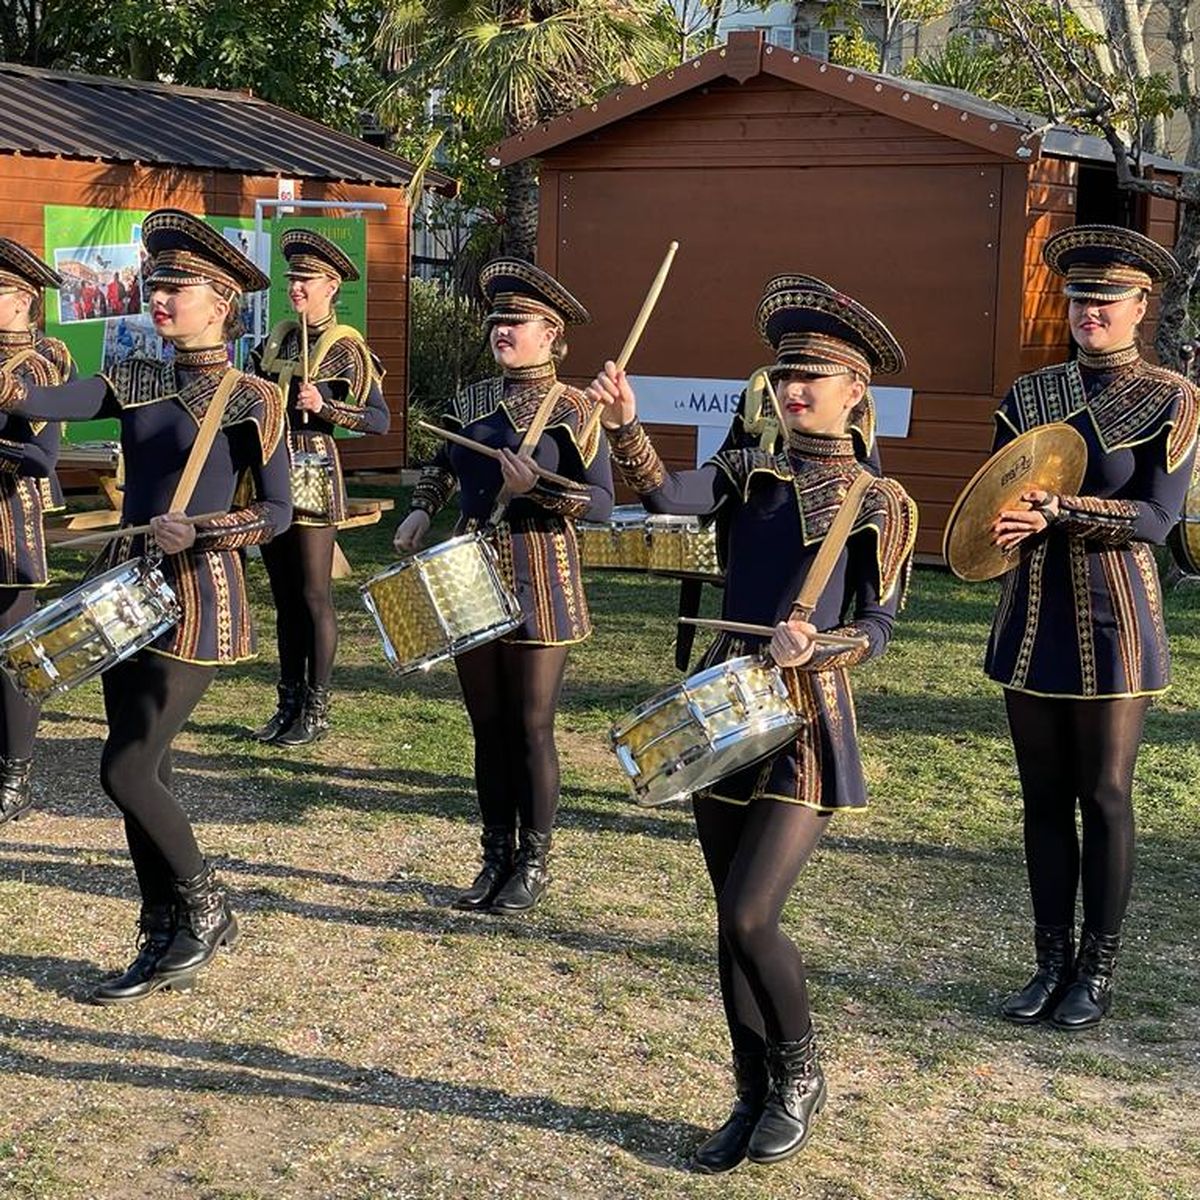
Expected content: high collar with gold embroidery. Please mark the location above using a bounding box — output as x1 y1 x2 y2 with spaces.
300 311 335 334
503 360 557 386
173 345 229 371
1077 345 1140 372
0 328 35 352
787 431 857 462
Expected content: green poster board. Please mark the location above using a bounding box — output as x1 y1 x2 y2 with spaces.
42 205 368 443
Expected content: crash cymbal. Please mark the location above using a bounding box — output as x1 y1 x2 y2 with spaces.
944 423 1088 581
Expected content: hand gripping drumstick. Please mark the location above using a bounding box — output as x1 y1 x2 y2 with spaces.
678 617 868 652
56 511 227 549
418 421 587 491
582 241 679 443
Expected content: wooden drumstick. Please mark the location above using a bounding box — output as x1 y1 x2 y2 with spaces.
583 240 679 442
419 421 586 491
677 616 868 651
300 312 310 427
57 511 227 549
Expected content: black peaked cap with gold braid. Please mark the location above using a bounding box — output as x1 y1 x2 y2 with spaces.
281 228 360 282
1043 224 1180 302
755 277 905 380
0 238 62 294
142 208 270 295
479 257 589 330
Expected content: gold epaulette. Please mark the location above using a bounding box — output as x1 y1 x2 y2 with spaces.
858 476 919 604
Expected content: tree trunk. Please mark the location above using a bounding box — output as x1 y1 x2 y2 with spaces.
1154 192 1200 370
500 158 540 262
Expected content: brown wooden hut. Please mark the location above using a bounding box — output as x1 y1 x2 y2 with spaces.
0 63 458 476
494 31 1183 559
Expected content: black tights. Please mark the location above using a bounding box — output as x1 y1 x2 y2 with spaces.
1004 690 1149 935
693 795 831 1049
101 652 214 906
0 588 38 760
261 524 338 688
454 639 569 835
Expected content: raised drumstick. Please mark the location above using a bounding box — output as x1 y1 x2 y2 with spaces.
583 241 679 442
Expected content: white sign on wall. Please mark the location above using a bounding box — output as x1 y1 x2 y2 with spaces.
628 375 915 466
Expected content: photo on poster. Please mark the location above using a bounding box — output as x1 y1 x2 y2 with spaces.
54 243 144 324
100 314 162 372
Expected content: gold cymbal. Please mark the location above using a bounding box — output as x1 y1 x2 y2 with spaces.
944 423 1088 581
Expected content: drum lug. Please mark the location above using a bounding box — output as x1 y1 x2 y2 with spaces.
615 742 640 781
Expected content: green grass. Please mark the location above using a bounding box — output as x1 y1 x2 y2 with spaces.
0 484 1196 1199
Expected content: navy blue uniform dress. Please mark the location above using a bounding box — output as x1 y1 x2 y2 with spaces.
0 330 73 588
985 352 1199 698
411 364 615 645
6 348 292 664
251 312 389 526
608 418 917 810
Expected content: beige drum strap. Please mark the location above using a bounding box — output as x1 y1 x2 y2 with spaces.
169 368 240 513
791 470 873 621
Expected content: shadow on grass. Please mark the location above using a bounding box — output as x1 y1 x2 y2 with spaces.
0 1011 708 1169
0 844 714 970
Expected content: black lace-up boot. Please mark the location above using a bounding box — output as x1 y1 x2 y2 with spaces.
91 903 178 1005
693 1049 769 1174
1000 924 1075 1024
1051 928 1120 1030
746 1028 827 1164
454 825 516 911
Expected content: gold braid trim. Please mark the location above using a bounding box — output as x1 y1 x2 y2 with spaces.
411 465 457 516
529 477 591 519
859 477 920 605
0 435 23 473
194 503 278 551
1166 377 1199 474
1055 494 1140 545
606 418 665 493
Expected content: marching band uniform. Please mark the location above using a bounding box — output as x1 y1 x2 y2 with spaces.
406 259 613 911
992 226 1199 1029
603 279 916 1170
0 209 291 1002
250 230 388 745
0 240 73 824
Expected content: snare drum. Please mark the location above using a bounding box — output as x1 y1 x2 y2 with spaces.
646 514 721 581
362 532 522 674
0 557 180 702
290 449 335 518
577 505 649 571
610 655 799 807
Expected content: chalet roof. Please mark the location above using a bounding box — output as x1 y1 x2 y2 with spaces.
0 62 459 195
493 31 1190 176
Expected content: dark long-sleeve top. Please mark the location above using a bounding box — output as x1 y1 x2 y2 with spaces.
0 350 291 664
408 364 614 646
251 313 388 528
607 418 917 811
985 351 1199 697
0 329 75 587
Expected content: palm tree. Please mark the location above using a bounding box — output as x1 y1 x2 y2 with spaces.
378 0 677 260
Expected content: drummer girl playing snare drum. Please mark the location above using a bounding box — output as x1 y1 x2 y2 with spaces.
394 260 613 913
0 209 291 1004
585 277 917 1173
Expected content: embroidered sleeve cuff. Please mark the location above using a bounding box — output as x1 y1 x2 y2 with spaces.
194 505 278 550
795 625 873 672
529 477 593 519
411 466 456 516
0 438 23 473
320 398 372 431
1055 494 1140 545
607 418 665 494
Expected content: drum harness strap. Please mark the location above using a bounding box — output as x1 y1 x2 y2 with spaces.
790 470 874 623
487 380 567 528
